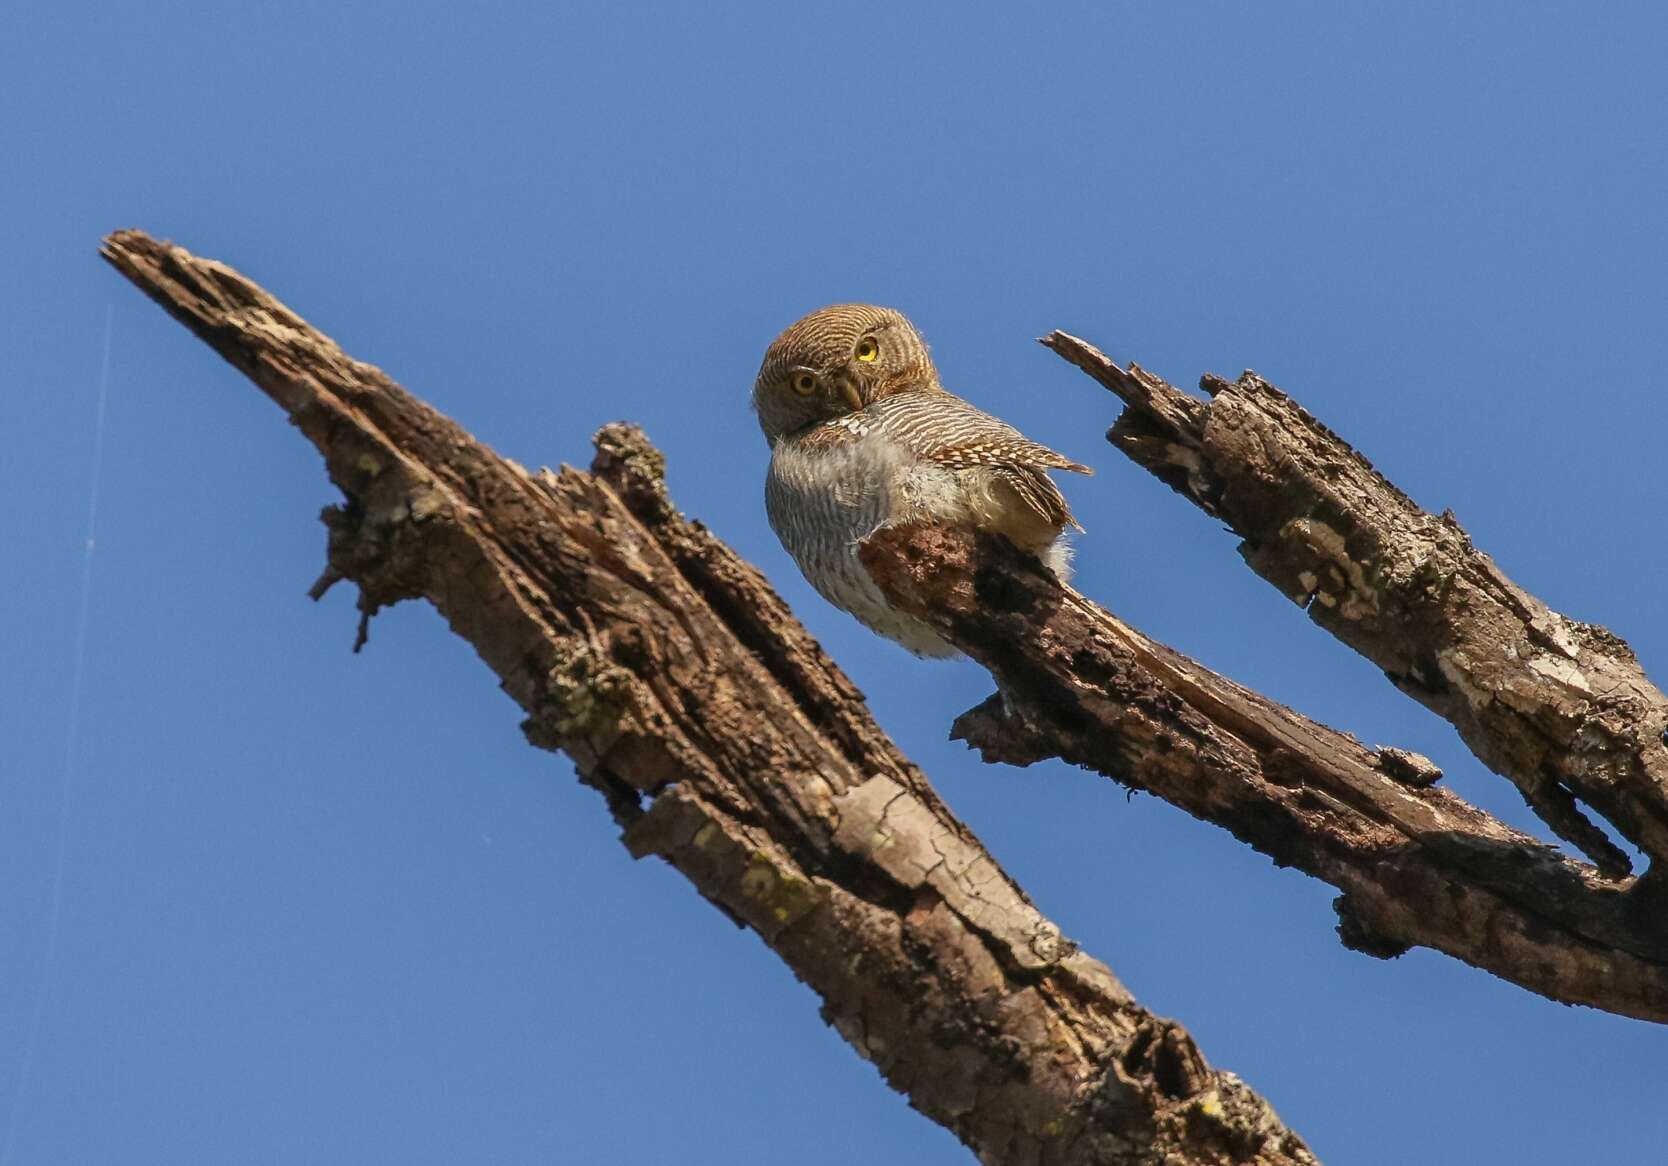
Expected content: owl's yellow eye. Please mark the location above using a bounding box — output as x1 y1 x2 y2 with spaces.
855 337 880 362
791 372 817 395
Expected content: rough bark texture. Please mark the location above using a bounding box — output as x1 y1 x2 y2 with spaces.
861 527 1668 1022
1044 332 1668 881
101 229 1316 1166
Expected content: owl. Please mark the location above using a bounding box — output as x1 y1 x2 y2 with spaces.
752 304 1090 657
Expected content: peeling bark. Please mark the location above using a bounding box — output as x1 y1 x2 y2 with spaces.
861 524 1668 1021
1044 332 1668 880
101 230 1316 1166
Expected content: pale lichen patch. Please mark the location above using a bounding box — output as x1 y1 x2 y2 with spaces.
1284 517 1380 620
1526 652 1594 697
1533 612 1583 661
540 642 632 740
1437 649 1494 711
407 484 446 521
1191 1090 1224 1119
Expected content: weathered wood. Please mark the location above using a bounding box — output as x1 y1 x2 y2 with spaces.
862 523 1668 1021
100 229 1316 1166
1045 332 1668 880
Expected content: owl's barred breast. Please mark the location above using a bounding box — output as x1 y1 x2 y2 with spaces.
766 429 962 657
765 419 1073 657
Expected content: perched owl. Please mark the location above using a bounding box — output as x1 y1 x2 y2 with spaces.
752 304 1091 657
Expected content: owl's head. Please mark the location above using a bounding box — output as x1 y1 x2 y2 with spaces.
751 304 939 445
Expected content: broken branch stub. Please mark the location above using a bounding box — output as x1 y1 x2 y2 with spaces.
860 522 1668 1023
1044 331 1668 880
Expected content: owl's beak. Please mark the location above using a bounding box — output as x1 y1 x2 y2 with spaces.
833 372 864 412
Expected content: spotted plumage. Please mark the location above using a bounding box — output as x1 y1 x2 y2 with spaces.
753 304 1091 657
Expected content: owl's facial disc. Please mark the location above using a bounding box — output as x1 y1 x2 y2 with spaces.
785 366 861 418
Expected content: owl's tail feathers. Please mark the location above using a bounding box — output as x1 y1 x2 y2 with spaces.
1055 460 1090 530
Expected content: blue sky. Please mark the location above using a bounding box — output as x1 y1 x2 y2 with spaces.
5 3 1667 1162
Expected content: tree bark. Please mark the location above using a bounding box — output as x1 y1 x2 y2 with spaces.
862 525 1668 1022
1043 333 1668 882
100 229 1317 1166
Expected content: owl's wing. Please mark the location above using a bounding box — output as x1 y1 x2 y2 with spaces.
863 392 1091 531
989 465 1083 532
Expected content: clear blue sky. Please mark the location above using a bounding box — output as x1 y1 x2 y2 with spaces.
6 3 1666 1162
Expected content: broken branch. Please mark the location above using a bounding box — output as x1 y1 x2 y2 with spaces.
1045 331 1668 881
861 524 1668 1023
100 229 1315 1166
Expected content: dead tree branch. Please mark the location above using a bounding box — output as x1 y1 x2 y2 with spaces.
862 526 1668 1022
100 229 1316 1166
1044 332 1668 881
